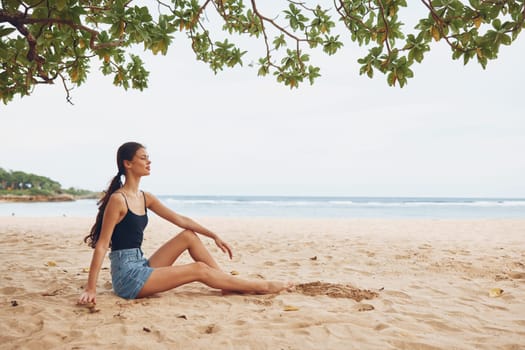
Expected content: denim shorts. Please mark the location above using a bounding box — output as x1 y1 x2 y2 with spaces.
109 248 154 299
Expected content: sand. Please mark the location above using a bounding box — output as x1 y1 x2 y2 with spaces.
1 216 524 349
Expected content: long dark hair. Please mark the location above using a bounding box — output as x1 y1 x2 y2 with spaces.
84 142 145 248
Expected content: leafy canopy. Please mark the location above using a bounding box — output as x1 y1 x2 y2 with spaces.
1 0 523 104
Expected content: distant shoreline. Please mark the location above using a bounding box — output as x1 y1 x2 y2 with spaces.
0 194 99 203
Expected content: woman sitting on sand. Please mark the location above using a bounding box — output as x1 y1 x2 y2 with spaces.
78 142 291 304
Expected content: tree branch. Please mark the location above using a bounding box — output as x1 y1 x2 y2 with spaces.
249 0 307 70
0 10 51 83
0 9 124 51
419 0 460 50
249 0 273 68
376 0 392 54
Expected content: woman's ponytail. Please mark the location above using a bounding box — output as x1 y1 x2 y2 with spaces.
83 173 122 248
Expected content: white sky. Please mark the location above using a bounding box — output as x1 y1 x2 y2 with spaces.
1 7 524 198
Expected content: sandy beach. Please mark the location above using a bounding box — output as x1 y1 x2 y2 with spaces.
1 216 524 349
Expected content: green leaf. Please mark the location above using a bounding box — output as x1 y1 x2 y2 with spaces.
273 35 286 49
55 0 67 12
0 26 16 37
258 65 269 77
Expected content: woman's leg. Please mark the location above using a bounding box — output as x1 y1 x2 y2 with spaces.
137 262 291 298
148 230 220 269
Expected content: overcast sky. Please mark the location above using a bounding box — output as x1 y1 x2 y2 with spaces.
2 9 524 198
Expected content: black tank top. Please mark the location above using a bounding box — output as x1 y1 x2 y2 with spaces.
111 191 148 251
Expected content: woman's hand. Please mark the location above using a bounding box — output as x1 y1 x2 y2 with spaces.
78 289 97 305
214 237 233 259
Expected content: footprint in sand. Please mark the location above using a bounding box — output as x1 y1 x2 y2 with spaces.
353 303 375 312
234 319 247 326
0 286 24 295
374 323 389 331
245 297 274 307
395 254 412 260
508 272 525 279
426 320 462 332
383 290 411 299
203 324 221 334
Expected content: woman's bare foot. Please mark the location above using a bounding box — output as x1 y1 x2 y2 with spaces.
265 281 295 294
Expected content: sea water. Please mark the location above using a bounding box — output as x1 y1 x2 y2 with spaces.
1 195 524 219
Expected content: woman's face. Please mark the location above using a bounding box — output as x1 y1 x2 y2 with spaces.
127 147 151 176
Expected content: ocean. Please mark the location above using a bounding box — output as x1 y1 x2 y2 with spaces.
1 195 524 219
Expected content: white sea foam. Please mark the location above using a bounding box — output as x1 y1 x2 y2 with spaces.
164 197 525 208
2 197 524 218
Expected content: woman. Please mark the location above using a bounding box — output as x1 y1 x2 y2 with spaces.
78 142 291 304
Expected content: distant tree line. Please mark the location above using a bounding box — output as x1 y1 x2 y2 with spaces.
0 167 95 197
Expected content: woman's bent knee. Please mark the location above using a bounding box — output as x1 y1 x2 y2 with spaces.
178 229 198 241
193 261 212 281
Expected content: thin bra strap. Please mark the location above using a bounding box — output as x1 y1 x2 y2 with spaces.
141 190 147 212
118 192 129 209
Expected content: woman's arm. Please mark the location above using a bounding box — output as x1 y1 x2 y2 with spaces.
146 192 233 259
78 194 126 304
